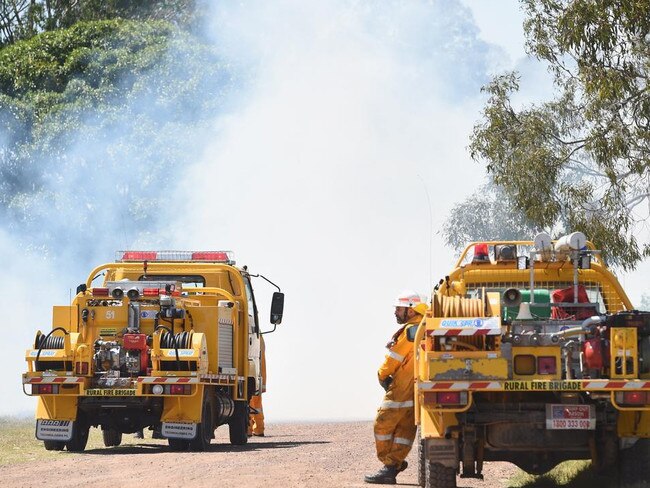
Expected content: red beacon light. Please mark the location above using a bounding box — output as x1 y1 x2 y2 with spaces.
121 251 157 261
472 243 490 263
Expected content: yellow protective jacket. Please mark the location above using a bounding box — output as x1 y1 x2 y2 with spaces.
377 315 421 404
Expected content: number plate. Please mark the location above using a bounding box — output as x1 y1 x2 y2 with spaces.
85 388 136 396
546 404 595 430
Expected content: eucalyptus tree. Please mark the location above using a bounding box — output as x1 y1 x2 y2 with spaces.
463 0 650 269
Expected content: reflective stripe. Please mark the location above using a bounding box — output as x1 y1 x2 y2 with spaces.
394 437 413 446
387 350 405 362
381 400 414 409
375 433 393 441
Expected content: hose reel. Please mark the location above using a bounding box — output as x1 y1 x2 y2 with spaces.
34 329 69 372
160 330 193 349
433 295 486 318
157 329 195 371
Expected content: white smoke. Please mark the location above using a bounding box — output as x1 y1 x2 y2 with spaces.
0 229 66 415
0 0 528 420
174 0 512 420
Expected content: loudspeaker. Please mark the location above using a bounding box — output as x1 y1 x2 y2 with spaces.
503 288 522 308
516 302 534 320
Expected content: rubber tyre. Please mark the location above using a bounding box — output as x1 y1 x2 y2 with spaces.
168 438 190 451
102 429 122 447
190 392 214 452
418 432 426 487
43 440 65 451
66 417 89 452
620 438 650 487
229 400 249 445
425 462 456 488
594 433 618 473
461 438 476 477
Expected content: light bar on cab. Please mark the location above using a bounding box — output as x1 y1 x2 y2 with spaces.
116 250 235 265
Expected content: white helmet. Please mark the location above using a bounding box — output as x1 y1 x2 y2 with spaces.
394 290 423 309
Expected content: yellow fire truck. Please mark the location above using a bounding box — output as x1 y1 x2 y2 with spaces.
23 251 284 452
414 234 650 487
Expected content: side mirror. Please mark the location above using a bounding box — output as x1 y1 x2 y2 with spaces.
270 292 284 325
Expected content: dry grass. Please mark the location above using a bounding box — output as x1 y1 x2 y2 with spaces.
507 460 618 488
0 417 57 466
0 417 166 467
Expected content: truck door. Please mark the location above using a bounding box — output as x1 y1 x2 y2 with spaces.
244 277 262 394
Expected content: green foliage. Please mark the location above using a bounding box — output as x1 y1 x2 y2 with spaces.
639 293 650 311
0 18 210 119
466 0 650 270
442 181 540 252
0 19 233 260
0 0 200 47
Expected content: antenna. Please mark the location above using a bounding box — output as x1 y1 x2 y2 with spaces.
417 174 433 288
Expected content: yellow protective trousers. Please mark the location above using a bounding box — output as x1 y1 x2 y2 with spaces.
373 402 416 466
373 319 420 466
249 395 265 435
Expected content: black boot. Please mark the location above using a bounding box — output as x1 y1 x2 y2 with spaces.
398 461 408 473
151 427 164 440
364 465 398 484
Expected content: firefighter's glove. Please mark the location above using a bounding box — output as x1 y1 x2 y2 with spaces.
379 376 393 392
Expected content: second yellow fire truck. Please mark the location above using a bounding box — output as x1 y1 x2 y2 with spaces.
414 233 650 487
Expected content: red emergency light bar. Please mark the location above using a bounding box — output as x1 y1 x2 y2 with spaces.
116 250 235 264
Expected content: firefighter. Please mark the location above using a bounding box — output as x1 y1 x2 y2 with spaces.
364 290 427 485
249 335 266 436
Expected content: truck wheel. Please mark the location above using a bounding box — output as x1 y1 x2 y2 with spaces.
102 429 122 447
66 417 89 452
593 433 617 472
425 462 456 488
43 440 65 451
168 438 190 451
229 400 249 445
620 438 650 487
417 432 425 487
461 438 476 477
190 392 214 452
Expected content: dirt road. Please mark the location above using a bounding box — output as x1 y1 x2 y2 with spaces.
1 421 519 488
